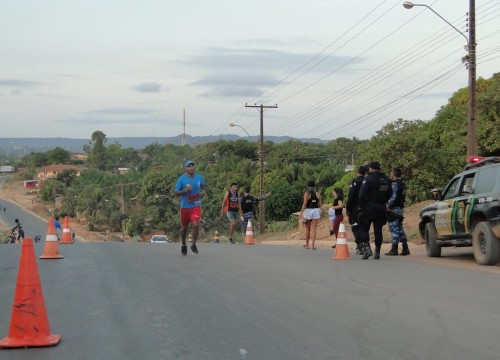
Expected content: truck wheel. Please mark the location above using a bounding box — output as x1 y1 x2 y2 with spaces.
472 222 499 265
425 223 441 257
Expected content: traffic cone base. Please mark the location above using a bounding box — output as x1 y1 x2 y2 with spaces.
244 219 255 245
40 217 63 259
0 238 61 348
333 223 350 260
60 216 73 244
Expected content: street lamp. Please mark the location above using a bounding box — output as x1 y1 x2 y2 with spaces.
229 123 251 137
403 1 477 156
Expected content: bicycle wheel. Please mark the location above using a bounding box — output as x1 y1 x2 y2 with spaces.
4 236 14 244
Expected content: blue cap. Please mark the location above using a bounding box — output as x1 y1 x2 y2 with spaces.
184 160 195 167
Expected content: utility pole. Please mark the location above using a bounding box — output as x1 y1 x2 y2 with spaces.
467 0 477 156
182 109 187 146
120 184 125 242
245 103 278 235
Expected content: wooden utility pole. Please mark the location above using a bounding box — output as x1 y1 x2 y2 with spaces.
245 103 278 235
182 109 187 146
467 0 477 156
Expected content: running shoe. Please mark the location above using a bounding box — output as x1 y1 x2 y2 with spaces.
191 244 198 254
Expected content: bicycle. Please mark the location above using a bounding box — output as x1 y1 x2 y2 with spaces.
4 229 19 244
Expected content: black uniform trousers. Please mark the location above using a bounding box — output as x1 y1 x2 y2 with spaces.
358 204 387 249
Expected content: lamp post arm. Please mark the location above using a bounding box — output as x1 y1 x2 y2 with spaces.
412 3 469 44
229 123 250 137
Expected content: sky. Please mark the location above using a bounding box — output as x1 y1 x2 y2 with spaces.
1 0 499 141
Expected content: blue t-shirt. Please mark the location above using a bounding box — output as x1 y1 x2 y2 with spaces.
175 173 206 209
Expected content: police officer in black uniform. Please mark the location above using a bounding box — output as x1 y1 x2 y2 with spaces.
346 166 367 255
357 161 392 260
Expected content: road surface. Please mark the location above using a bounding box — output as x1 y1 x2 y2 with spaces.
1 241 500 360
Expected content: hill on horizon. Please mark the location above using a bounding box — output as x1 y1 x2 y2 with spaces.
0 134 328 155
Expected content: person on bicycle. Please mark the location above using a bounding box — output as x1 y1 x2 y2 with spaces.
12 219 25 242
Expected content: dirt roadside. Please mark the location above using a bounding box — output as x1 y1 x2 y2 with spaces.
0 178 431 253
0 179 110 242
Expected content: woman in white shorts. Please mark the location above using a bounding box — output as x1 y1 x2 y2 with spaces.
299 180 322 250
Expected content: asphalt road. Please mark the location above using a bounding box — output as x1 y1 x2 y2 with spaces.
1 175 500 359
1 239 500 360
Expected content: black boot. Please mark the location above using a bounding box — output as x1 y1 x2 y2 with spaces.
400 243 410 256
373 247 381 259
362 243 373 260
385 244 399 256
355 244 364 255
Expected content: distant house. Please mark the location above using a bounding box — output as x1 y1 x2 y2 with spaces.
37 164 81 180
70 153 88 161
0 165 15 173
24 179 38 188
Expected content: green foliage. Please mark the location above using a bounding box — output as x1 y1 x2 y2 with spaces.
55 169 78 187
266 216 298 232
264 174 302 221
24 152 48 169
476 73 500 155
86 131 108 170
46 147 71 164
39 179 66 203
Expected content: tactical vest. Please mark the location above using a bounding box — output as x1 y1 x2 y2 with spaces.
240 194 255 212
392 178 407 208
367 172 391 204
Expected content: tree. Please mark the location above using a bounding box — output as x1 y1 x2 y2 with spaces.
476 73 500 155
55 169 78 187
39 178 65 204
85 131 108 170
46 147 71 164
24 152 48 169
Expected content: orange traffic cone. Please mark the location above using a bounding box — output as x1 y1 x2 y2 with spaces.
0 238 61 348
333 223 350 260
60 216 73 244
244 219 255 245
40 217 63 259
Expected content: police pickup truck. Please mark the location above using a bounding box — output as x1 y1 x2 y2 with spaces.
419 156 500 265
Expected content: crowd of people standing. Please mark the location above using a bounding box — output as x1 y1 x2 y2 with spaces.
299 161 409 260
173 158 408 259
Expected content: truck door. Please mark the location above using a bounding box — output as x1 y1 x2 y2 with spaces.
434 177 460 237
435 173 476 238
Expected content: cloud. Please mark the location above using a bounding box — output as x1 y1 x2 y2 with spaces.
192 72 279 98
86 108 158 116
0 79 42 88
200 86 263 98
184 47 363 98
192 72 278 87
184 47 361 71
132 82 162 93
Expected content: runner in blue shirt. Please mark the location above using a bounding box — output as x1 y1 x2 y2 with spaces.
174 160 206 256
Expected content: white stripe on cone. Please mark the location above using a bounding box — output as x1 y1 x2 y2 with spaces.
45 235 58 242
